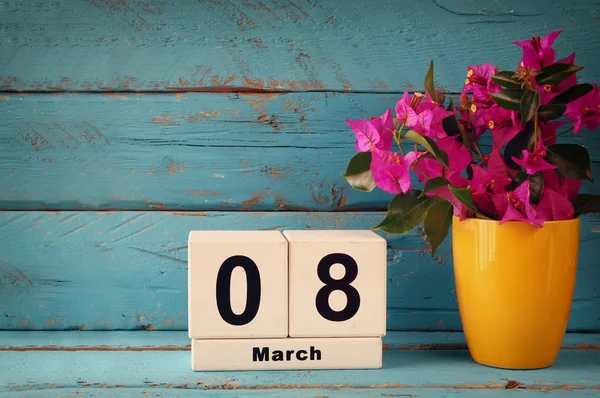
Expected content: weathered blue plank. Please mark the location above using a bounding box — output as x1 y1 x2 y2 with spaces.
2 331 598 350
1 0 599 91
1 212 599 331
3 389 600 397
1 334 599 392
1 93 599 211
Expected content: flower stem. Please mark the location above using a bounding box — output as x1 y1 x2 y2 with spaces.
543 126 574 143
473 142 484 161
394 122 407 155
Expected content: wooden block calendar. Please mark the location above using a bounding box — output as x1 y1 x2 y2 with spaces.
188 230 386 371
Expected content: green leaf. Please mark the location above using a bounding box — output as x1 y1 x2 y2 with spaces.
536 63 584 86
529 172 544 205
374 190 434 234
507 170 527 191
419 177 450 198
466 163 474 179
546 144 593 182
504 128 535 170
341 152 376 192
423 199 453 257
549 83 594 105
442 97 472 148
424 60 441 104
447 185 492 220
491 71 522 89
403 129 449 168
572 194 600 217
538 104 566 121
520 90 540 126
489 89 524 111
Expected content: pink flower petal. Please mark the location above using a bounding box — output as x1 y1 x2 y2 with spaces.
370 108 394 151
437 136 472 177
371 150 412 194
413 157 443 182
537 189 574 221
395 92 418 126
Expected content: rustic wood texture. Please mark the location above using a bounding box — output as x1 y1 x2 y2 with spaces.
2 0 600 339
1 93 598 211
1 212 599 331
1 332 599 395
1 0 600 92
0 92 393 211
2 331 598 351
3 390 600 397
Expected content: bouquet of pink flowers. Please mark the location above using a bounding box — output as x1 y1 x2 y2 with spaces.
342 30 600 255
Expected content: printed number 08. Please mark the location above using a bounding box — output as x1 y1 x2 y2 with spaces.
216 253 360 325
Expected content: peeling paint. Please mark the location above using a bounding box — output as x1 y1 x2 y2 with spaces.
188 190 220 197
243 76 266 89
240 92 277 114
242 190 270 206
167 161 186 175
151 114 176 126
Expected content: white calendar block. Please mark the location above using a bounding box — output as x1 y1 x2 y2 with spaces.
188 231 288 339
284 230 387 338
191 337 382 370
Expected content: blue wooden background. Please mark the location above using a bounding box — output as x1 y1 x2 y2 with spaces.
1 0 600 332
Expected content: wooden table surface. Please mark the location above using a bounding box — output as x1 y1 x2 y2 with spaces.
1 331 599 396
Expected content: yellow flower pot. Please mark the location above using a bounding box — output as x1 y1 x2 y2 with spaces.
452 216 580 369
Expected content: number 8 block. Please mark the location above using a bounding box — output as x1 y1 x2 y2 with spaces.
188 231 288 339
284 230 387 338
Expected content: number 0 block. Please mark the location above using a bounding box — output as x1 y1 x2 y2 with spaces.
188 231 288 339
284 230 387 338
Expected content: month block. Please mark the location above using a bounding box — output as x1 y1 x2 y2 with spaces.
191 337 382 371
188 231 288 339
284 230 387 338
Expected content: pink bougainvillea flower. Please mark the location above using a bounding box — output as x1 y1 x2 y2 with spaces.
468 164 502 215
436 135 472 177
411 136 471 182
542 170 583 200
539 120 567 145
411 110 434 137
457 100 488 138
471 160 512 196
513 29 562 70
485 105 523 147
566 179 583 200
537 189 575 221
345 108 394 152
493 181 543 227
412 157 443 182
468 149 512 217
536 53 578 104
396 91 454 139
512 140 557 175
370 149 420 194
424 176 471 221
565 83 600 134
427 106 455 139
461 63 501 106
395 92 419 126
487 147 512 187
369 108 395 150
416 91 438 113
